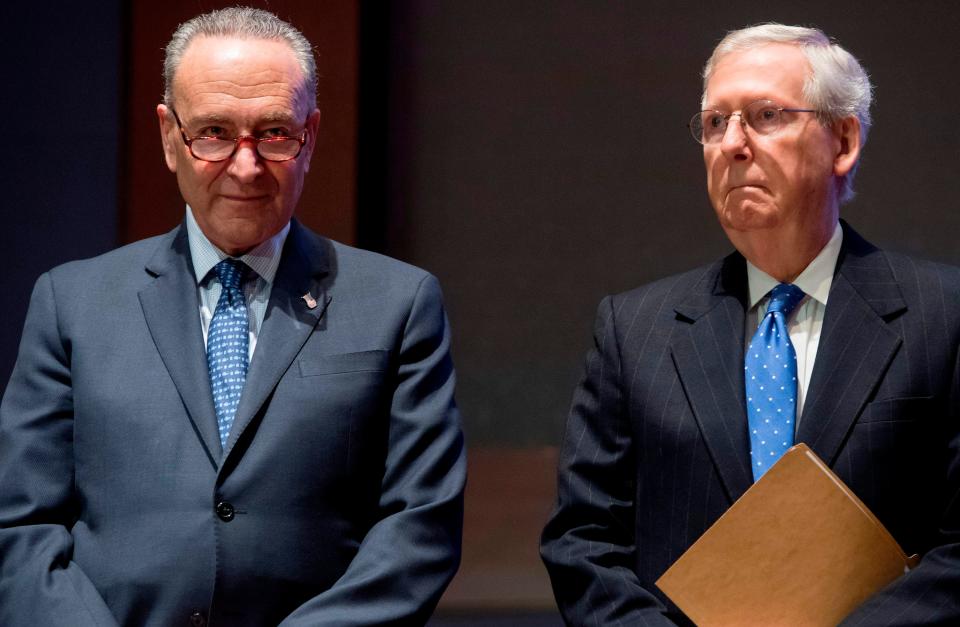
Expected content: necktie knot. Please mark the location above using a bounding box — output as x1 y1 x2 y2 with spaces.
214 259 246 293
766 283 805 318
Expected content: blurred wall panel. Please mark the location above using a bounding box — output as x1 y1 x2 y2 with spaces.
1 3 121 388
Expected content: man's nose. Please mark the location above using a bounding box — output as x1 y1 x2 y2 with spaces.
719 113 750 161
227 138 263 181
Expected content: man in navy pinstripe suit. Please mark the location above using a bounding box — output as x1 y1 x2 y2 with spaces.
542 23 960 625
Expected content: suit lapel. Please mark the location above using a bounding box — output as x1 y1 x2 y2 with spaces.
671 254 754 503
139 225 221 468
223 221 331 457
797 223 905 465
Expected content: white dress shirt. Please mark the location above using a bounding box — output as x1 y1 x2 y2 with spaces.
745 222 843 427
185 206 290 360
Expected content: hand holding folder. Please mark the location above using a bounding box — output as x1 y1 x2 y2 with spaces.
656 444 918 626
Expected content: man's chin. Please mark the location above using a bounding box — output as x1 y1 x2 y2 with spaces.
716 201 781 232
217 196 272 211
206 222 276 256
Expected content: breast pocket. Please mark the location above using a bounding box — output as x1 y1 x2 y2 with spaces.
298 350 389 377
286 350 393 482
858 396 935 424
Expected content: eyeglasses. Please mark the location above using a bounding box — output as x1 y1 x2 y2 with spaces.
169 107 308 162
689 100 817 145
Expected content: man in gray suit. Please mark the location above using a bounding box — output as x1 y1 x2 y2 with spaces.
542 23 960 625
0 7 464 626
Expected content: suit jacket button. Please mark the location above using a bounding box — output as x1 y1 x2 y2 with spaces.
189 610 206 626
215 501 235 522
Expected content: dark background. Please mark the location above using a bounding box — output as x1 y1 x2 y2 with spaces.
385 1 960 448
4 1 959 622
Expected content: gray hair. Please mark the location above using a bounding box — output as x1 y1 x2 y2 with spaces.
163 7 316 106
702 23 873 204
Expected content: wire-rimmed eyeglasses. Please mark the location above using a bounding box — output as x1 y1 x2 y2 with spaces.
689 100 817 145
169 107 308 162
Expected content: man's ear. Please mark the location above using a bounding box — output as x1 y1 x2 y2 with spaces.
833 116 861 178
157 104 178 173
299 108 322 173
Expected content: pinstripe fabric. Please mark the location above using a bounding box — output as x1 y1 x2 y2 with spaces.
541 222 960 626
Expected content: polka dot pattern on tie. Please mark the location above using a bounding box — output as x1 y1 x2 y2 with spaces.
207 259 249 449
745 283 805 481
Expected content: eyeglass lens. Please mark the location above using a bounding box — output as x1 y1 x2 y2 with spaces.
691 100 784 144
190 137 302 162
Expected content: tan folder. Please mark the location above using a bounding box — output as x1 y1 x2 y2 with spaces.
655 444 918 626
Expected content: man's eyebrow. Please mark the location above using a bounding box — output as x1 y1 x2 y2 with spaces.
258 111 299 125
183 112 298 126
186 113 235 126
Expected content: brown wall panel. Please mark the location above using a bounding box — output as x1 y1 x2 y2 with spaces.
438 448 558 611
123 1 358 245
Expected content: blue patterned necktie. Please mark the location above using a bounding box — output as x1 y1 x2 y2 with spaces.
745 283 806 481
207 259 249 449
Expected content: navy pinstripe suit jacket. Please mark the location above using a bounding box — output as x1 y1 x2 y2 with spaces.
542 222 960 625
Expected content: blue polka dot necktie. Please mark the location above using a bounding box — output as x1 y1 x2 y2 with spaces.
745 283 806 481
207 259 249 449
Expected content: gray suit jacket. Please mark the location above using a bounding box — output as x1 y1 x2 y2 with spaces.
541 222 960 625
0 220 465 626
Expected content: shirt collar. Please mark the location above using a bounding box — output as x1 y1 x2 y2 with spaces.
746 222 843 309
185 205 290 285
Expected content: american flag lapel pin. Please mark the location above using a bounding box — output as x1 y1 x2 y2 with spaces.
301 292 318 309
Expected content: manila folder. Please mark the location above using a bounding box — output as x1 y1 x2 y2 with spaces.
655 443 918 626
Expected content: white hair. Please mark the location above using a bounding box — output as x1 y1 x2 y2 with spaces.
702 23 873 204
163 6 316 107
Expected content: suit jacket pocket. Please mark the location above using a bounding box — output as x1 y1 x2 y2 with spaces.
858 396 934 424
298 350 389 377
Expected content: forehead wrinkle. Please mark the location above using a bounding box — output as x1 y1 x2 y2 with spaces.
185 77 300 99
183 109 300 130
178 81 311 121
706 79 800 110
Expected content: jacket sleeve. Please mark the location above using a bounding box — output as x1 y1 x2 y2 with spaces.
0 273 120 626
278 273 466 626
540 296 678 626
841 344 960 625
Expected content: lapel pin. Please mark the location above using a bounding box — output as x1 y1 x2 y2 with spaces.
301 292 318 309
